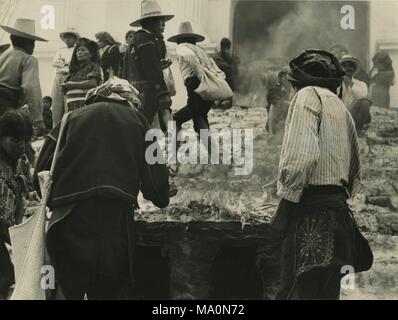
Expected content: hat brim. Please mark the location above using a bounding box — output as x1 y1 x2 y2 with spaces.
340 57 360 74
0 43 10 54
130 14 175 27
60 32 80 42
0 25 47 42
168 33 205 43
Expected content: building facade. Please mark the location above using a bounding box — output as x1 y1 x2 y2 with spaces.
1 0 398 106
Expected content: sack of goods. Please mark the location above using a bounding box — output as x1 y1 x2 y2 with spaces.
180 43 233 102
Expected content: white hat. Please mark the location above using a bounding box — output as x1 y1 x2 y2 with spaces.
340 54 361 75
130 0 174 27
0 18 47 42
60 27 80 42
168 21 205 43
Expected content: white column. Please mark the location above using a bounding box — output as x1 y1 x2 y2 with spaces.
0 0 17 42
177 0 209 43
179 0 208 26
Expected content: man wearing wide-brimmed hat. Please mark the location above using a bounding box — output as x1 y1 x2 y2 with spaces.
51 27 80 126
168 21 223 155
340 55 369 106
271 49 366 300
123 0 174 125
340 54 372 131
0 18 47 136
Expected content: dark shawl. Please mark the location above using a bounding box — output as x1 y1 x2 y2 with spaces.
34 101 170 209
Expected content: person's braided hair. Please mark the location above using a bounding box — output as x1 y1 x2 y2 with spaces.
0 111 33 138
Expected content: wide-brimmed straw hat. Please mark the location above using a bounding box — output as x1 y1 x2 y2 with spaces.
60 27 80 42
168 21 205 43
0 43 10 54
130 0 174 27
0 18 47 42
340 54 361 74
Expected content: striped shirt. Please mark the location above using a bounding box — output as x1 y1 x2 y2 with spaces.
277 86 361 203
65 62 103 111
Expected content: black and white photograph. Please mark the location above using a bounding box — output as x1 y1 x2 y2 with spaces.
0 0 397 306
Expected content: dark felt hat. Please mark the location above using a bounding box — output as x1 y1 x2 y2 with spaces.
287 49 345 91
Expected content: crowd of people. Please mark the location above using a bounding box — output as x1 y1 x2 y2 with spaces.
262 44 395 139
0 0 394 300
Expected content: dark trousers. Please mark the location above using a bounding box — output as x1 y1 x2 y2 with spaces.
0 241 14 299
141 87 159 125
47 197 134 300
173 77 212 133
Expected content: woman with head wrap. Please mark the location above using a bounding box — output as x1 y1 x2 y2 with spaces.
340 55 372 132
271 49 370 300
61 38 103 112
33 77 172 300
370 51 395 108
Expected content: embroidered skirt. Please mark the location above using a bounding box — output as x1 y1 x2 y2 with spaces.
277 193 356 299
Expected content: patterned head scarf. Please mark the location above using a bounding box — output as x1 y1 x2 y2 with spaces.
85 77 142 109
287 49 345 93
372 51 393 71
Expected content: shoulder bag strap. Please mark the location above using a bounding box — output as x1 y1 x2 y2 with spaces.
312 87 324 134
49 112 71 176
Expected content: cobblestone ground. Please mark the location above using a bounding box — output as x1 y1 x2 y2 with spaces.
31 104 398 300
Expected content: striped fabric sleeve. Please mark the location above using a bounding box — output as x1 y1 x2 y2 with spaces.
277 88 322 203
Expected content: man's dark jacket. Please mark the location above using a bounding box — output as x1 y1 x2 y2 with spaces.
121 29 169 124
34 101 170 209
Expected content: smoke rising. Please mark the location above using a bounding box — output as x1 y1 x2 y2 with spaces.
234 0 369 106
